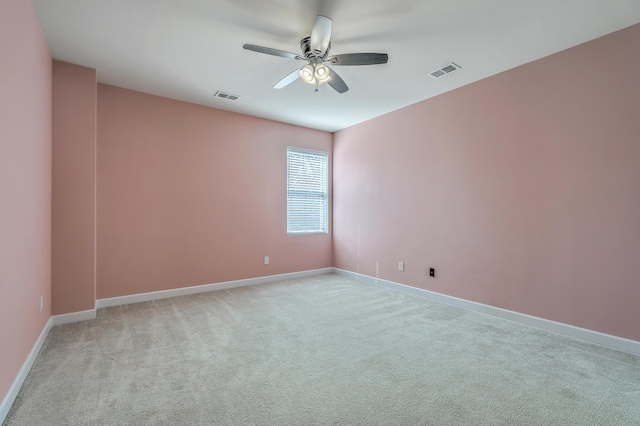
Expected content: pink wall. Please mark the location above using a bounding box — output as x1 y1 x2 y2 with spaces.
97 85 332 299
52 61 97 315
333 24 640 341
0 0 52 407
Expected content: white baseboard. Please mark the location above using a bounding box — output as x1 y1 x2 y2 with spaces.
97 268 334 309
52 309 97 326
333 268 640 357
0 317 52 424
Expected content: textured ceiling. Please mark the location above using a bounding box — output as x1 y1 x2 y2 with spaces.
32 0 640 132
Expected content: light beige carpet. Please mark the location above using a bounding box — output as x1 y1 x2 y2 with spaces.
5 274 640 425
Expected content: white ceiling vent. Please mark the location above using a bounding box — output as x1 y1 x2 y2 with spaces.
429 62 461 79
214 91 241 101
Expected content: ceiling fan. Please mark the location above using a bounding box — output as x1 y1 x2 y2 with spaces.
243 15 388 94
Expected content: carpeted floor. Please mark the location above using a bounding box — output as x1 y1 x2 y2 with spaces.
5 274 640 425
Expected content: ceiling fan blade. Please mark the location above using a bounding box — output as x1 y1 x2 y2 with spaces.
328 68 348 94
327 53 389 66
310 15 332 55
273 66 304 89
243 44 303 60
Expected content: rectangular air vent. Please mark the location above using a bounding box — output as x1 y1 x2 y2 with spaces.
214 91 241 101
429 62 461 79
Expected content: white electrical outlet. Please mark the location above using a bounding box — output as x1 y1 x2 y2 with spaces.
398 262 404 271
40 296 43 312
264 256 269 265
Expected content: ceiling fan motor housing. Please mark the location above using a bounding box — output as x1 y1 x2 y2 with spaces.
300 36 331 61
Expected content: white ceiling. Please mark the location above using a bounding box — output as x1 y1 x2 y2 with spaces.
31 0 640 132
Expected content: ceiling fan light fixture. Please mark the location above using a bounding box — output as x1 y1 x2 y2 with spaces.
299 64 315 84
314 64 327 78
314 64 332 85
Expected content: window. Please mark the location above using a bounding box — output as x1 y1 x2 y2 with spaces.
286 147 329 234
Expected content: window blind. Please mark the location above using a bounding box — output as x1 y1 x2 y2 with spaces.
286 147 328 234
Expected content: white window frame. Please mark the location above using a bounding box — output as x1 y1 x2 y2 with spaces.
286 146 329 235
